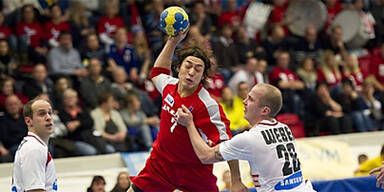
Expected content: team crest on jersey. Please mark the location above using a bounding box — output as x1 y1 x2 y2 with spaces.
165 94 174 107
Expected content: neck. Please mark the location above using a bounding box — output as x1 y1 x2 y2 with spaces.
177 84 198 97
30 129 49 145
91 74 100 82
11 113 20 119
251 117 274 127
116 42 125 49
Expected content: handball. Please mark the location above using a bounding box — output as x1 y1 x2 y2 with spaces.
160 6 189 36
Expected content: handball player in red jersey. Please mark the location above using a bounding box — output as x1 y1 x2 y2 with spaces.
129 30 248 192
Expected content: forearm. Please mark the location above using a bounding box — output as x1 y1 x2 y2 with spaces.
227 160 242 183
186 124 217 164
153 40 178 69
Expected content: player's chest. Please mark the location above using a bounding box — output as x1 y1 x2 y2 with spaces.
161 92 197 116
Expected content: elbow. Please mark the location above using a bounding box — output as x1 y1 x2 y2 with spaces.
199 156 212 165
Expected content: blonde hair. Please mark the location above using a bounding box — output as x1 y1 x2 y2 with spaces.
70 1 89 27
257 84 282 117
320 50 341 82
343 54 360 76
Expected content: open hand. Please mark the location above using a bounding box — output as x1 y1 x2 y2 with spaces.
369 162 384 189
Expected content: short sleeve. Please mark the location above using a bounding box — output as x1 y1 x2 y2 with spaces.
153 74 178 95
220 132 253 161
21 147 46 191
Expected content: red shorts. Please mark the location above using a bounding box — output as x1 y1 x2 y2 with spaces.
130 156 218 192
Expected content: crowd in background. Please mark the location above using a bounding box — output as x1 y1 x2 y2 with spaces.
1 0 384 163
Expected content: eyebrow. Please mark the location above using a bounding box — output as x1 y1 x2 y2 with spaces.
186 59 204 67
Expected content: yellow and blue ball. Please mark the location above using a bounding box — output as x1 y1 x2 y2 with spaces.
160 6 189 36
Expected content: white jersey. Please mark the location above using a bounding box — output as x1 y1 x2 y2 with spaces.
220 119 315 192
12 132 57 192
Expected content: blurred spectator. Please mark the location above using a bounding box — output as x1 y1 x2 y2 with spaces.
81 33 107 66
220 170 231 191
132 28 151 81
107 28 138 79
119 0 143 31
57 88 98 156
234 25 264 65
0 78 28 111
268 0 290 34
69 1 95 49
296 57 317 91
0 95 27 156
2 0 42 16
293 25 322 65
206 56 226 101
87 175 106 192
371 0 384 46
220 86 249 135
335 79 376 132
359 154 368 165
269 51 304 114
16 4 47 64
111 66 157 116
47 31 87 78
0 12 15 50
91 92 136 152
97 0 124 45
52 76 71 110
324 0 343 31
38 0 70 20
217 0 244 29
190 1 213 36
361 80 383 130
22 64 53 99
355 145 384 176
342 54 364 91
120 92 158 150
368 44 384 92
261 25 287 66
212 24 239 82
0 141 12 163
306 82 353 136
0 39 18 79
229 57 265 94
321 25 348 57
80 58 112 109
317 50 342 95
351 0 375 49
44 3 70 47
141 0 164 57
111 171 131 192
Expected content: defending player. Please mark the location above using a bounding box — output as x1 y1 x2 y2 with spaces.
129 30 247 191
177 83 316 192
12 97 57 192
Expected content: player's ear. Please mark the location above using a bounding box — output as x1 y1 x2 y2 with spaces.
262 106 271 116
24 117 32 127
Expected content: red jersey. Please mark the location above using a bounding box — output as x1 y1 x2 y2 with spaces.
44 21 70 41
325 0 343 29
16 21 43 47
316 68 341 87
206 72 225 99
370 53 384 85
97 16 124 36
0 25 11 39
343 71 364 89
152 73 232 166
269 2 290 34
268 66 299 86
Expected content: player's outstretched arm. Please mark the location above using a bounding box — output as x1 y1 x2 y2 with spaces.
370 162 384 189
176 105 224 164
151 30 188 83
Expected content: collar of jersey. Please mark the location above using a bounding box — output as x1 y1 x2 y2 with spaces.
26 132 46 146
258 119 278 126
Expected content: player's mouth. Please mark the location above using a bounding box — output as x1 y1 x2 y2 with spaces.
46 123 53 128
186 78 193 83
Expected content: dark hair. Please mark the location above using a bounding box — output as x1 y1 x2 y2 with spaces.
98 92 114 105
381 144 384 156
58 31 71 40
172 45 211 85
21 4 36 21
124 91 138 107
341 78 354 89
87 175 106 192
315 82 328 91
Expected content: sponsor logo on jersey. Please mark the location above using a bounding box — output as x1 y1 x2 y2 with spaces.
165 94 174 107
274 171 303 190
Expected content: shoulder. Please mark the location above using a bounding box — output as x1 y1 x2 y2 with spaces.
197 88 220 108
19 139 47 157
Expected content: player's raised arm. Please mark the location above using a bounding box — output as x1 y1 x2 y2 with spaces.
176 105 223 164
150 30 188 83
